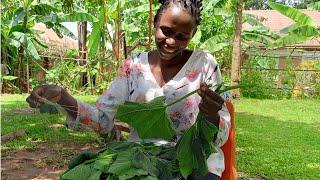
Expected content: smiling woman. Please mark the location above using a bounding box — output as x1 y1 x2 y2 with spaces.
26 0 230 179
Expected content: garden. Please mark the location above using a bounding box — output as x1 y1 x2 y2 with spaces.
1 0 320 179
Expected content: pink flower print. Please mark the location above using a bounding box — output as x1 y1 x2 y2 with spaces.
219 117 225 129
118 58 132 77
135 94 147 103
90 121 101 133
169 111 181 127
95 101 104 109
185 69 200 80
134 63 144 73
169 111 180 121
183 98 194 110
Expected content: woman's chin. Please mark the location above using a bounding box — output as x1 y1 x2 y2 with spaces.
158 51 179 61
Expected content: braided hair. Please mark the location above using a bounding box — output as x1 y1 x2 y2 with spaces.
154 0 203 27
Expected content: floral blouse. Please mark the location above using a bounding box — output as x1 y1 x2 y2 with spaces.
65 51 231 177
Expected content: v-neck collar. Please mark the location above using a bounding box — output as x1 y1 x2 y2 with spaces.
143 51 196 88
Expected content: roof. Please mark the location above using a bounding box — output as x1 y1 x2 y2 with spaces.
243 9 320 47
34 23 77 56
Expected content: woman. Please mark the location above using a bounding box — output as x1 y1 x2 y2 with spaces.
27 0 230 179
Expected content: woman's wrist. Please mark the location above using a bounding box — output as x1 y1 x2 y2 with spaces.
57 88 78 119
204 114 220 127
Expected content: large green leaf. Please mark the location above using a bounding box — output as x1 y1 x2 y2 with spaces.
244 26 280 39
307 2 320 12
243 13 264 27
115 96 175 140
291 25 320 37
88 10 104 58
60 12 98 23
176 113 218 178
272 34 311 48
243 32 273 46
280 23 300 34
269 2 317 27
30 3 58 16
11 32 40 60
200 34 231 53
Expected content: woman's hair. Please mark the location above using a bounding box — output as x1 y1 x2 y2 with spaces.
154 0 203 26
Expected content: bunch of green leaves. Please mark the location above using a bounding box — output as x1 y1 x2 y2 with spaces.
115 83 241 177
61 141 175 180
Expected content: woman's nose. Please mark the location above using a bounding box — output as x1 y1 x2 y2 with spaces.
165 37 176 46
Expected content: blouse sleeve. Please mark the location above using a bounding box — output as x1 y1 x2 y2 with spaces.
203 53 231 147
65 58 132 133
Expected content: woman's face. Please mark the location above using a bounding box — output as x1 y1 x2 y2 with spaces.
155 6 196 61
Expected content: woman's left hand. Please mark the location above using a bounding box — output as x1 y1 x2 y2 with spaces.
197 83 225 127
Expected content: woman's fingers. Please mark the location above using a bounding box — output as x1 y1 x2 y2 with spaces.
198 83 225 105
26 86 47 108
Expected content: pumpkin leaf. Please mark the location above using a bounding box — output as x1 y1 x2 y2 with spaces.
115 96 175 140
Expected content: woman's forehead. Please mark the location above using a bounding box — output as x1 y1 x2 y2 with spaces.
159 6 196 31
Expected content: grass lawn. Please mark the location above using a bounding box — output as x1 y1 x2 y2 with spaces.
1 94 319 179
235 98 320 179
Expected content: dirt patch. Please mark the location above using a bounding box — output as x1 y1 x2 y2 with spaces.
1 143 99 180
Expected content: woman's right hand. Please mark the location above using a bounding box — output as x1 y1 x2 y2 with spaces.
26 85 63 108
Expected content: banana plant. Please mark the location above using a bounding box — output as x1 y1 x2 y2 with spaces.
198 0 281 54
268 1 320 48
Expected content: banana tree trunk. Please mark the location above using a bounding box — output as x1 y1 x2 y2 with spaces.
148 0 152 50
230 0 243 99
78 21 88 88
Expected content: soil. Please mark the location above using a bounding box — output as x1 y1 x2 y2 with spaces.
1 143 99 180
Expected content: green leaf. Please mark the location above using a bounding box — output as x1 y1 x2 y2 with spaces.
188 30 202 49
291 25 320 37
268 2 317 27
272 34 311 48
176 113 218 178
88 10 104 58
108 150 148 179
61 163 95 180
1 75 18 81
94 153 115 173
11 32 40 60
243 13 264 27
60 12 99 22
115 96 175 140
89 171 102 180
176 125 196 178
307 2 320 12
200 34 231 53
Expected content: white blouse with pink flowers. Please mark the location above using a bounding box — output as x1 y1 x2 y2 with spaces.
65 51 231 177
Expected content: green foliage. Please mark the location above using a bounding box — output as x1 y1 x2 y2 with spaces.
61 142 173 180
269 2 317 27
176 113 218 178
307 1 320 12
240 55 286 99
115 96 175 140
268 1 320 48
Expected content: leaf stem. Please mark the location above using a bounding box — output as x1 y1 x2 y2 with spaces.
165 84 214 107
165 83 243 108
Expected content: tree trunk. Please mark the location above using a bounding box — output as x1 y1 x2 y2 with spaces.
230 0 243 99
78 21 88 88
148 0 153 51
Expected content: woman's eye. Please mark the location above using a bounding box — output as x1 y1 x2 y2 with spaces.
161 27 172 36
176 34 189 41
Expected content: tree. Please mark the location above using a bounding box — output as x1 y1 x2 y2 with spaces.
230 0 244 98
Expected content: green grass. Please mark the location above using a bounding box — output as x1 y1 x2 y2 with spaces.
1 94 100 150
1 95 319 179
235 98 320 179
